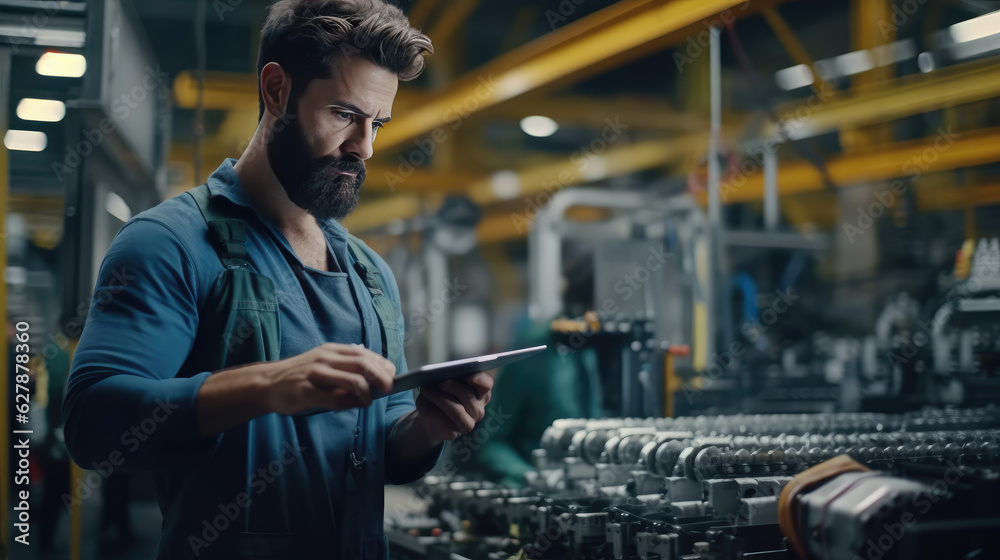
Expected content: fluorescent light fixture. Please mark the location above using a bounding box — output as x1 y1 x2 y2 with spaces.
105 192 132 223
950 10 1000 44
871 39 916 66
0 25 85 48
775 64 814 91
16 98 66 122
4 130 47 152
833 49 874 76
774 40 918 90
36 52 86 78
33 29 86 48
519 115 559 138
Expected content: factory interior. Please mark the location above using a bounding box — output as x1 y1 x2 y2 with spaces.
3 0 1000 558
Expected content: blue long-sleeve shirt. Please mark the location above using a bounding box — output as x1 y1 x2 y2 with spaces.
63 159 438 560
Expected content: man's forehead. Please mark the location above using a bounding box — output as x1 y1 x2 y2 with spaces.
309 58 397 114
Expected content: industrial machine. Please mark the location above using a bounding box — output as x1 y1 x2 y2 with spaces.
386 408 1000 560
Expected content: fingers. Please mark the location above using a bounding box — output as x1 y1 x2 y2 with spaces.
419 385 478 434
305 363 375 407
315 343 394 393
414 392 461 440
462 372 494 400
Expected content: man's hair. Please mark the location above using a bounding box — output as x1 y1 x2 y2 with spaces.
257 0 433 120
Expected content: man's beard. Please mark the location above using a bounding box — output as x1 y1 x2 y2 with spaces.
266 108 366 222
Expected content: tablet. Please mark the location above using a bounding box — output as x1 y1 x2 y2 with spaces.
377 345 547 397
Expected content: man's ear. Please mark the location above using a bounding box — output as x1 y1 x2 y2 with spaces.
260 62 292 119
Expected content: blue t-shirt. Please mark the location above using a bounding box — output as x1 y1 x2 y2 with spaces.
63 159 438 560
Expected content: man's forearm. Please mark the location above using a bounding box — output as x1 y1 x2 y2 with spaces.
194 362 273 439
387 410 445 468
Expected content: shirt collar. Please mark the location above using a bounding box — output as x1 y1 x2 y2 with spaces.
204 157 349 238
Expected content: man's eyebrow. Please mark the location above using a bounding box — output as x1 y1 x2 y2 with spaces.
327 101 391 123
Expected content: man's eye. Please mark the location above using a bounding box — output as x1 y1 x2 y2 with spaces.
372 121 384 131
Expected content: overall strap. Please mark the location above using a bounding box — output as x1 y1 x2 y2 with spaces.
346 235 399 367
187 184 251 270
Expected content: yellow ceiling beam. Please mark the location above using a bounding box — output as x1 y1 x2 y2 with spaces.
173 70 711 133
715 126 1000 204
173 71 427 111
376 0 785 150
760 7 833 94
468 132 710 206
771 58 1000 139
916 181 1000 212
347 124 744 234
173 71 257 110
477 205 613 243
8 194 64 214
408 0 444 30
341 195 424 232
483 95 710 132
425 0 478 47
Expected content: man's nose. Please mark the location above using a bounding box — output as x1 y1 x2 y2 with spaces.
343 125 375 161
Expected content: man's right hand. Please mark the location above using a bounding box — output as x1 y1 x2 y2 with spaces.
195 342 395 438
263 342 395 415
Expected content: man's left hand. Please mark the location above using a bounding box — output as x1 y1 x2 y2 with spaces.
412 372 494 443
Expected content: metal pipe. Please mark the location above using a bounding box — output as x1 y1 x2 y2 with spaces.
424 241 450 364
706 24 722 363
528 188 648 321
764 146 779 231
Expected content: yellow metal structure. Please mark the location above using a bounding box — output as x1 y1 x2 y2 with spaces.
407 0 445 30
768 59 1000 140
842 0 895 151
715 126 1000 204
761 7 833 95
467 134 710 205
916 181 1000 212
374 0 785 151
425 0 479 48
341 194 424 232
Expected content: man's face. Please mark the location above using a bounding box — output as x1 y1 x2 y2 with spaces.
267 55 398 221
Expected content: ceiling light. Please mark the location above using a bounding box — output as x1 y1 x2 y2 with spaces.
519 115 559 138
4 130 47 152
833 50 874 76
36 52 86 78
16 98 66 122
490 170 521 200
950 10 1000 44
775 64 814 91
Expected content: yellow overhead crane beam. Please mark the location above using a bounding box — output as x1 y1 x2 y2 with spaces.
465 133 711 206
341 195 426 233
760 7 833 95
481 95 710 133
767 58 1000 140
915 180 1000 212
172 70 712 135
374 0 787 151
711 126 1000 204
342 130 718 233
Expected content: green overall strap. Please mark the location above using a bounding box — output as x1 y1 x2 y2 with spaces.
346 235 401 369
183 183 281 369
188 183 251 270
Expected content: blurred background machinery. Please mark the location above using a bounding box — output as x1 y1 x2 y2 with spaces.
3 0 1000 558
